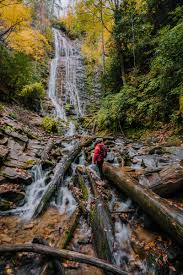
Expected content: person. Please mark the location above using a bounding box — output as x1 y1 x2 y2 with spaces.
93 138 107 179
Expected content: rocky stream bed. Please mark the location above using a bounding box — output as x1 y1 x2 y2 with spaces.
0 22 183 275
0 102 183 274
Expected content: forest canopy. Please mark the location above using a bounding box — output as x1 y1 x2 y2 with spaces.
59 0 183 133
0 0 51 102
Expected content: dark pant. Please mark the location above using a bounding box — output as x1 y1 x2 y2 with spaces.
97 160 104 180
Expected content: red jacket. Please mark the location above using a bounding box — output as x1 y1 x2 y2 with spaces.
93 143 107 163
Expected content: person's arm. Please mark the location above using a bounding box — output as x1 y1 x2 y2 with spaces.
93 148 99 163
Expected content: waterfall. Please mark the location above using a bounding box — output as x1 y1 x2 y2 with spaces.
48 28 84 122
8 165 49 221
61 35 84 117
48 28 67 120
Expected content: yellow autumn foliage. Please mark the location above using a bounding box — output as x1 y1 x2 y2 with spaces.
0 0 31 27
61 0 113 66
9 29 49 60
0 0 49 60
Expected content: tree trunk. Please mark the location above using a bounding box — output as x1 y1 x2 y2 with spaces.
38 209 80 275
86 168 117 266
0 244 127 275
103 163 183 247
33 138 93 218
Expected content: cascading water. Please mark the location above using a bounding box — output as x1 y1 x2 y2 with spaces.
48 28 84 121
10 165 49 220
48 28 67 120
61 36 84 117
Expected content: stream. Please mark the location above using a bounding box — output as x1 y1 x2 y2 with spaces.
0 4 183 275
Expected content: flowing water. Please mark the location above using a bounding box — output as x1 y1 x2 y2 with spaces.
48 28 66 119
15 26 87 220
1 4 183 274
48 28 84 121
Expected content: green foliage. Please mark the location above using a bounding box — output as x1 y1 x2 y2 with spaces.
65 103 73 112
42 116 58 133
97 2 183 132
9 112 17 120
18 82 45 111
0 45 45 100
19 82 45 99
180 94 183 115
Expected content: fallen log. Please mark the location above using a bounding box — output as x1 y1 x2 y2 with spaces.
57 208 80 249
103 163 183 247
0 244 127 275
150 164 183 197
87 168 117 266
38 209 80 275
72 170 89 216
33 138 93 218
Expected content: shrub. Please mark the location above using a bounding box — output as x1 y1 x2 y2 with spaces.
42 116 58 133
0 46 42 96
18 83 45 112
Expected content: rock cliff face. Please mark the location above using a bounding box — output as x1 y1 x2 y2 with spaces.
0 103 63 210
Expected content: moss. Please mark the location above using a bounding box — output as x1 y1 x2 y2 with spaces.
78 174 88 200
18 82 45 99
3 124 14 132
65 103 73 112
42 116 58 133
0 104 4 114
180 94 183 114
24 159 36 168
9 112 17 120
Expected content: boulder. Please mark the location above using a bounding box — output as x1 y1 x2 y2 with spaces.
0 199 14 211
0 145 9 162
7 138 25 154
3 128 28 143
0 137 8 145
0 166 32 185
0 183 25 205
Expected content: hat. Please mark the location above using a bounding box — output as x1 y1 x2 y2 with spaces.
95 138 103 144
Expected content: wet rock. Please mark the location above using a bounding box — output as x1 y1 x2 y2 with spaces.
0 183 25 204
4 158 36 169
0 136 8 145
164 146 183 159
0 175 6 184
0 166 32 185
7 138 25 158
26 140 44 158
149 146 164 155
3 128 28 143
0 145 9 162
132 143 144 150
106 153 115 163
0 199 14 211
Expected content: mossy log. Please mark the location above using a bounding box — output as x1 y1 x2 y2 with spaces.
38 209 80 275
151 164 183 197
33 138 93 218
86 168 117 266
57 208 80 249
103 163 183 247
72 170 89 216
0 244 127 275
